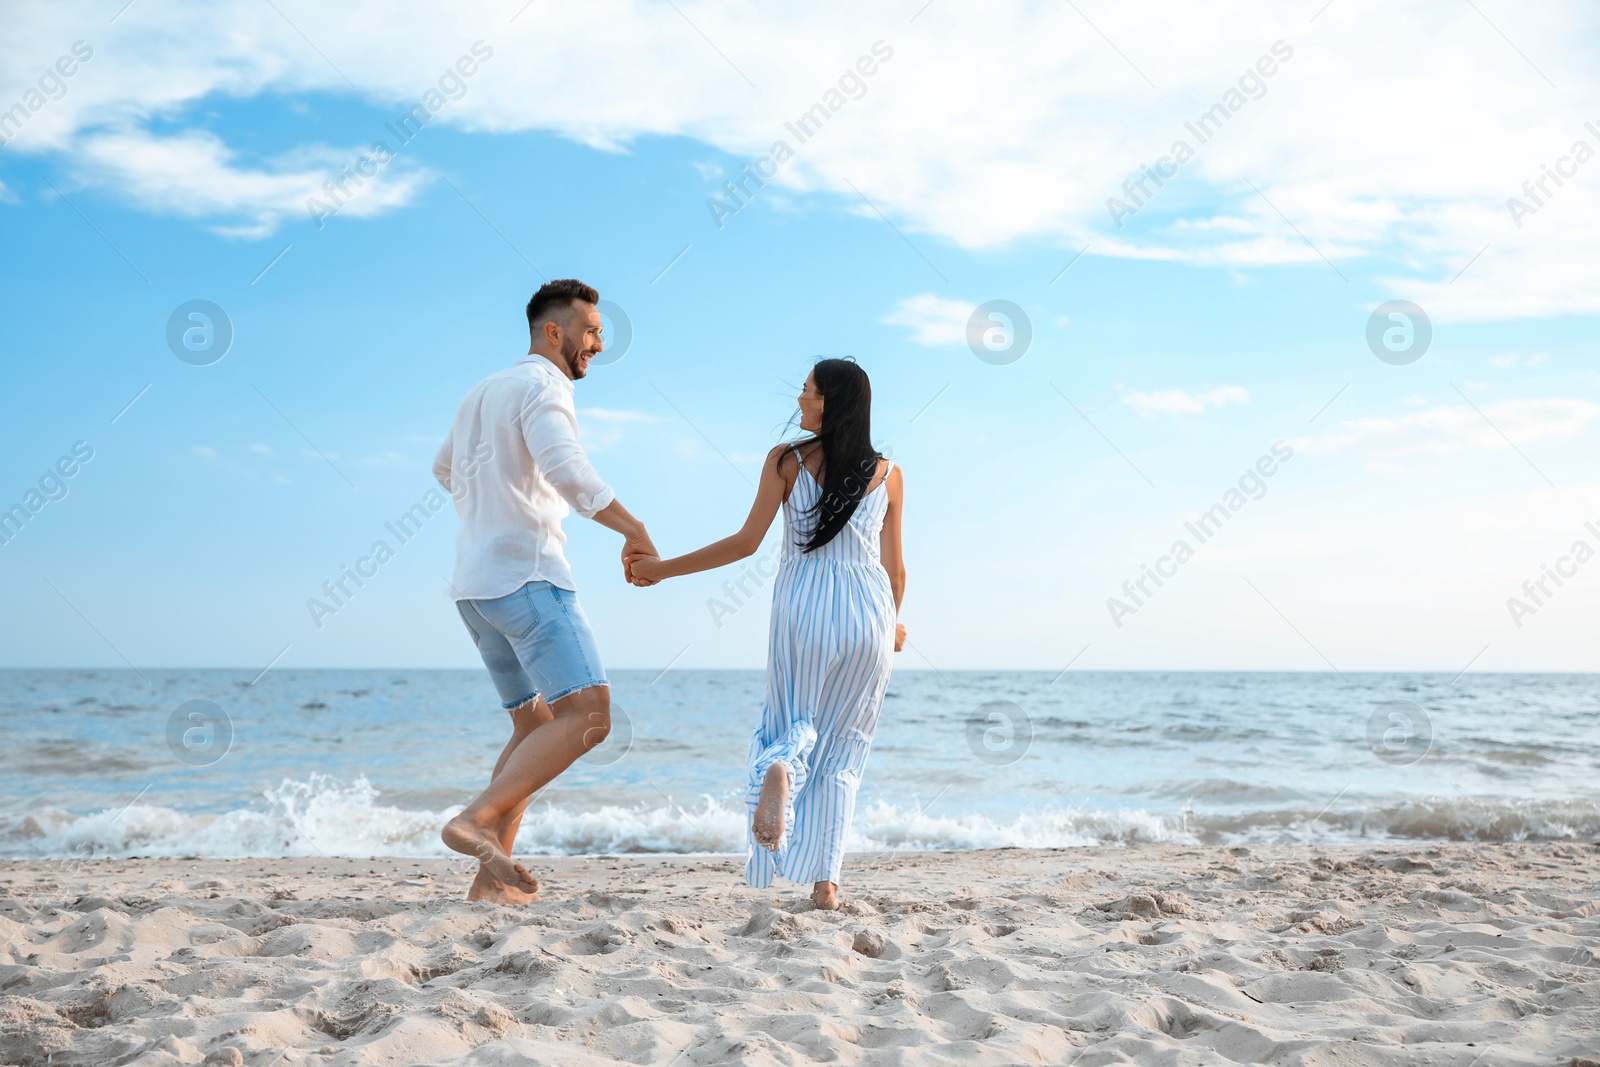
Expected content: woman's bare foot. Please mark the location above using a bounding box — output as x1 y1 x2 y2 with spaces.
752 763 789 851
812 881 839 910
442 814 539 894
466 864 541 904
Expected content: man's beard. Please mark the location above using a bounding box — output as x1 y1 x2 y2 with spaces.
561 334 589 379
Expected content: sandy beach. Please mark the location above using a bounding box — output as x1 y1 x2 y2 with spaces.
1 843 1596 1066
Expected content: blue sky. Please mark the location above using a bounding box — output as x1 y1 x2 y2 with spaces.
3 1 1599 673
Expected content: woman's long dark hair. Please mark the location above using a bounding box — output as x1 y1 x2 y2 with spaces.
795 358 881 553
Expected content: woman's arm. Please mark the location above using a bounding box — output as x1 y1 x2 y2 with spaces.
879 466 906 611
628 445 794 581
880 465 906 650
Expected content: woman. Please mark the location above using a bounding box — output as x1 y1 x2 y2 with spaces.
628 359 906 910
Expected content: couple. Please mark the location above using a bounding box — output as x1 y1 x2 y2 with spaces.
432 279 907 910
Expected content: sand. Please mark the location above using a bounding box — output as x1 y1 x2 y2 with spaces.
1 843 1597 1066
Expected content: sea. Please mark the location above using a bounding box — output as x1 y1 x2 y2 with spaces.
2 669 1596 860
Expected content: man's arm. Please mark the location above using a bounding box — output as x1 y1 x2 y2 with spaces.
522 392 615 518
522 388 656 582
591 498 659 584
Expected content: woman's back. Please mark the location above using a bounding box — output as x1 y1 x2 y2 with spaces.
780 447 892 570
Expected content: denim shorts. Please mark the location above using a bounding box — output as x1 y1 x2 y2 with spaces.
456 581 608 708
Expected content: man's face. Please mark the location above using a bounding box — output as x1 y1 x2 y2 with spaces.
557 301 605 380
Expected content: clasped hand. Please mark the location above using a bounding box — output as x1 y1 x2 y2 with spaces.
626 553 665 585
621 530 662 587
621 539 664 587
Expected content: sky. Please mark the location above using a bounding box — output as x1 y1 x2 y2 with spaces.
2 0 1599 675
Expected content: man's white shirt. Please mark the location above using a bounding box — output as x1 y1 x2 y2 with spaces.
433 353 615 600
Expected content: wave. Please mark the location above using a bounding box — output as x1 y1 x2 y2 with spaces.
1136 777 1301 802
1184 797 1600 846
850 799 1192 850
3 775 1597 859
6 776 454 860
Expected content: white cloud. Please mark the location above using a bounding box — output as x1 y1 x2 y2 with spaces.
66 128 429 238
1124 386 1249 416
1297 398 1600 457
4 0 1600 316
882 293 975 346
192 445 215 458
1489 352 1550 369
579 408 658 448
580 408 658 423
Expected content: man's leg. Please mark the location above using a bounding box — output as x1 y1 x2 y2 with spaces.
443 685 611 892
467 696 554 903
494 696 554 853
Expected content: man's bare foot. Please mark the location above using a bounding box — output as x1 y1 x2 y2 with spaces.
752 763 789 851
442 814 539 894
812 881 839 910
466 864 540 904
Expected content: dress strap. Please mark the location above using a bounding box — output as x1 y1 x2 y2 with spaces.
788 444 809 485
783 443 807 505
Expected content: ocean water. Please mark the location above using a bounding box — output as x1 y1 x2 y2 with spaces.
2 669 1597 860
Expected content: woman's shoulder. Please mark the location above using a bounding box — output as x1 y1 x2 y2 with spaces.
769 439 819 467
882 458 903 495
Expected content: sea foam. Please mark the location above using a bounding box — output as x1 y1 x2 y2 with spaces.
7 773 1594 860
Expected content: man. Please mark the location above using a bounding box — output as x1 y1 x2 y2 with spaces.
433 278 654 903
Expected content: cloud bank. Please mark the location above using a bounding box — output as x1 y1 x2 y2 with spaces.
4 1 1600 319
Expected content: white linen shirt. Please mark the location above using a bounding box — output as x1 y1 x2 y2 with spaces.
433 354 616 599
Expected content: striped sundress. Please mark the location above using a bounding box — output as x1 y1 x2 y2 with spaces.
746 448 896 888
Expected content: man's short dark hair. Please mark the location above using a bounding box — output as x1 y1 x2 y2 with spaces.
526 279 599 335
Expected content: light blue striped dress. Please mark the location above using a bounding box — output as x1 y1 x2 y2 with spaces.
746 448 896 888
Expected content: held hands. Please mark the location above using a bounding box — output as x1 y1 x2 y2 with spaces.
627 554 666 584
621 528 660 587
